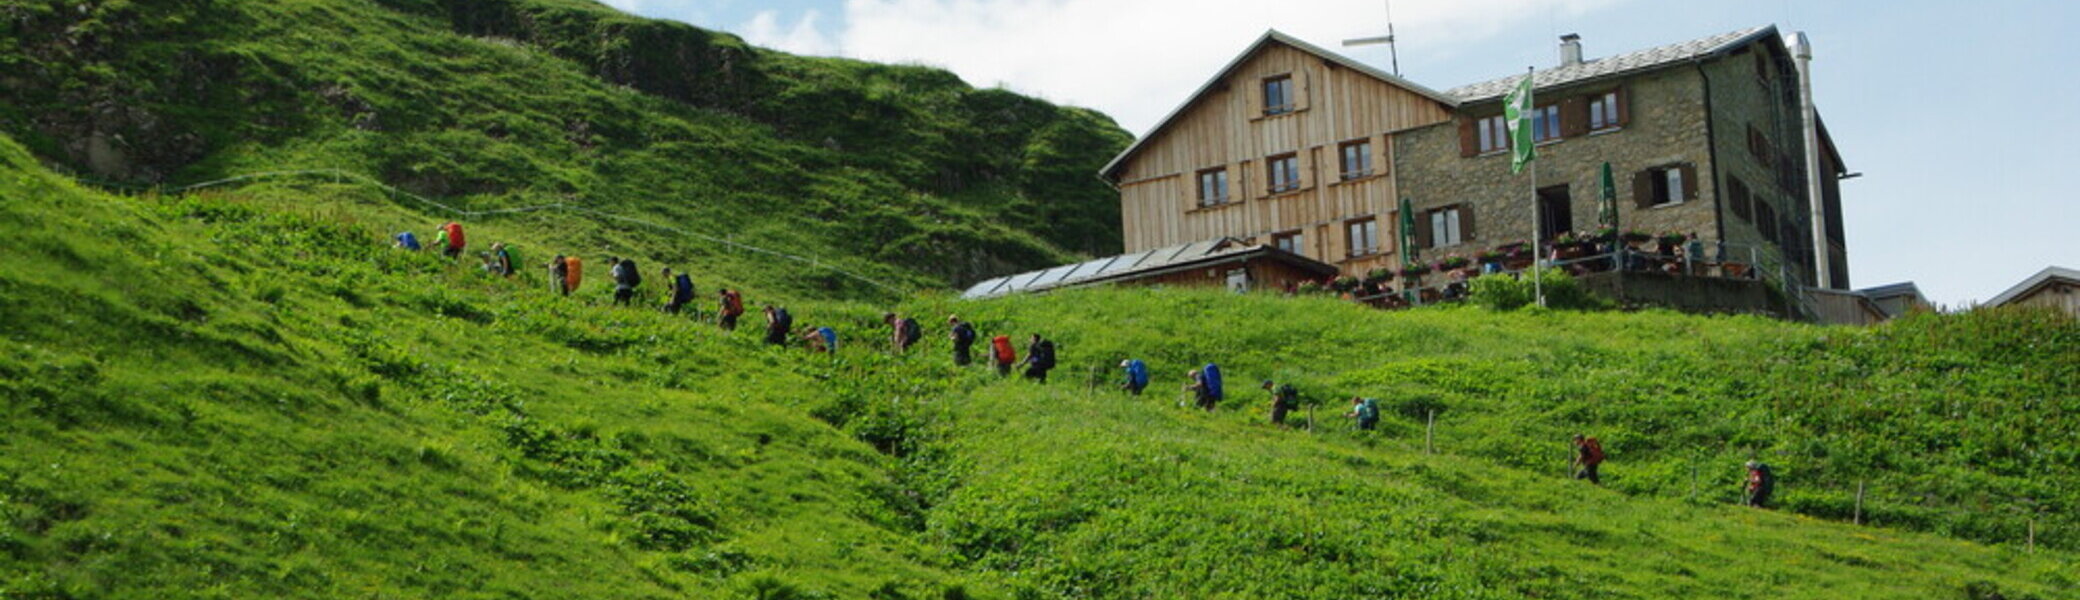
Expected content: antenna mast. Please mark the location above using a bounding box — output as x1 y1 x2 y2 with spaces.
1342 0 1402 76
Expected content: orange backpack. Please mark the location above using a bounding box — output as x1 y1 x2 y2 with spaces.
563 256 583 290
991 335 1016 364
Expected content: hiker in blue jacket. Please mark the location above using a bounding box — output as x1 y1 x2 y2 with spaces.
1345 396 1380 431
1118 359 1149 395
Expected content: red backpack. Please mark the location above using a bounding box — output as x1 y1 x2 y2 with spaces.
1582 437 1606 465
443 222 466 250
991 335 1016 364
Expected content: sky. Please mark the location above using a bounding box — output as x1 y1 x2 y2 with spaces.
599 0 2077 308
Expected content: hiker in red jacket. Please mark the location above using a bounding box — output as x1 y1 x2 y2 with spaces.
1572 434 1606 485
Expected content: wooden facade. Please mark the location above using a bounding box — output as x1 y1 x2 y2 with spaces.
1103 32 1454 277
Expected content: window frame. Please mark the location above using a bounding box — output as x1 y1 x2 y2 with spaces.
1262 75 1295 116
1266 153 1301 194
1338 139 1375 180
1195 167 1231 207
1531 104 1563 143
1644 166 1685 207
1272 230 1305 255
1345 218 1380 257
1476 115 1509 154
1588 91 1620 131
1429 207 1464 248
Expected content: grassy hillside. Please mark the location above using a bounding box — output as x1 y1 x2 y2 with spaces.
0 0 1132 292
2 134 2075 599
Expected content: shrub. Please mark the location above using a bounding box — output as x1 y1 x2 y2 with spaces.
1467 268 1608 311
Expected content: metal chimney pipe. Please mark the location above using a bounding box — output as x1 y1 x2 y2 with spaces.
1559 33 1583 66
1791 32 1832 288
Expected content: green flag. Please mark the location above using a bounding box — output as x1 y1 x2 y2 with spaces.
1399 196 1419 266
1503 73 1535 174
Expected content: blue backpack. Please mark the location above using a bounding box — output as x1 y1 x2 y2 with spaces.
1357 398 1380 421
395 231 421 251
818 327 837 351
1202 363 1224 401
1125 360 1149 387
673 273 695 303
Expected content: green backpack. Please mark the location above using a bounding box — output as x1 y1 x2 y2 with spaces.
1356 398 1380 421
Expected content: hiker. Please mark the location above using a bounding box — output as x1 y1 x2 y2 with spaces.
1743 461 1775 508
1118 359 1149 395
610 256 641 307
1019 334 1055 383
563 255 583 296
1572 434 1606 485
884 313 922 354
948 316 977 366
800 326 837 353
1263 380 1301 427
476 251 501 275
763 305 793 346
547 255 570 295
989 334 1016 377
717 288 745 330
662 267 695 315
1344 396 1380 430
393 231 422 251
434 222 465 258
1185 363 1222 411
492 242 515 277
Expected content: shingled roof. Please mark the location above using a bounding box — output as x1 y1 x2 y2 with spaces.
1448 25 1778 103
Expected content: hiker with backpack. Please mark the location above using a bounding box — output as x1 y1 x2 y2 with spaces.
717 288 745 330
1572 434 1606 485
563 255 583 296
948 316 977 366
1344 397 1380 430
763 305 793 346
1743 461 1775 508
884 313 923 354
799 326 838 353
547 255 570 295
989 335 1017 377
492 243 516 278
434 222 465 259
393 231 422 251
1118 359 1149 395
662 267 695 315
610 256 641 307
1263 380 1301 428
1184 363 1222 411
1019 334 1055 383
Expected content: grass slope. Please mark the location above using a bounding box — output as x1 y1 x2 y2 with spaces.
0 0 1132 292
2 134 2076 599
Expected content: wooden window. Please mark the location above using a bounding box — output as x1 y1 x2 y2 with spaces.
1728 176 1753 221
1633 164 1698 208
1346 218 1380 257
1476 115 1509 153
1755 199 1779 243
1266 154 1300 194
1428 206 1466 247
1273 230 1304 254
1262 75 1294 116
1531 105 1562 142
1747 124 1774 167
1589 91 1621 131
1196 168 1230 207
1338 140 1374 180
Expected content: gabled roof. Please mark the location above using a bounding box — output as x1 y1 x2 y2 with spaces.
960 237 1338 299
1448 25 1777 103
1100 29 1458 181
1986 266 2080 307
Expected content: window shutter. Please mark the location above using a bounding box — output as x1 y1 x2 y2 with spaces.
1416 210 1435 248
1458 205 1477 242
1458 117 1478 158
1680 164 1700 201
1295 71 1312 111
1632 170 1654 208
1561 97 1589 138
1614 86 1631 127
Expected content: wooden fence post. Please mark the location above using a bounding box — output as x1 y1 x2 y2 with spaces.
1424 409 1435 455
1853 480 1865 526
2029 518 2036 554
1306 404 1315 433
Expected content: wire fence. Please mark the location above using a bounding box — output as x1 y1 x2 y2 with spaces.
78 168 910 295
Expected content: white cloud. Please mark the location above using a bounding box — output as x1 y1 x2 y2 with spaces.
742 9 840 57
805 0 1621 134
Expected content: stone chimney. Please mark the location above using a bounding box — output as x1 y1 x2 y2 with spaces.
1559 33 1584 67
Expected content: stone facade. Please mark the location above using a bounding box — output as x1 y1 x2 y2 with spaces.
1392 37 1841 288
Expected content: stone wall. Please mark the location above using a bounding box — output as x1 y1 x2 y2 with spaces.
1393 68 1721 262
1702 41 1821 287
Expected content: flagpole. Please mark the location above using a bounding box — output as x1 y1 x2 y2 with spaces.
1525 66 1545 308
